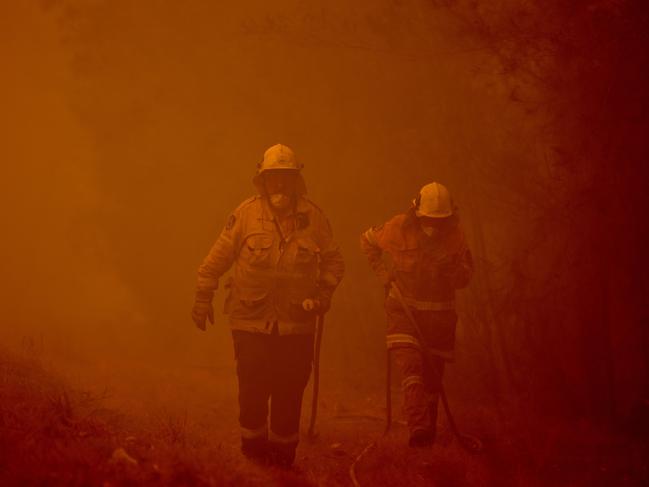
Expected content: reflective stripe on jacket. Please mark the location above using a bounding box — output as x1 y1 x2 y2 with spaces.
361 208 473 357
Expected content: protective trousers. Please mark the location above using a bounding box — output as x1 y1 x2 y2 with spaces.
232 329 314 466
385 297 455 437
393 346 445 436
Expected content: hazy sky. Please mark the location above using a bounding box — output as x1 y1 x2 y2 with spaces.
1 1 540 391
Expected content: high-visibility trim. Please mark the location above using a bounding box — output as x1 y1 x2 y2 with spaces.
402 375 424 390
269 430 299 444
386 334 455 361
241 423 268 440
386 333 420 348
388 289 455 311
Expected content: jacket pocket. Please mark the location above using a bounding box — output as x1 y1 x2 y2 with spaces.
243 233 274 267
294 237 320 266
230 286 270 320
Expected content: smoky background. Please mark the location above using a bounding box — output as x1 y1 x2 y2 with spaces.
2 0 647 429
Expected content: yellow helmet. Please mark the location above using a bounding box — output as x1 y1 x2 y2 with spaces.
413 182 453 218
253 144 307 194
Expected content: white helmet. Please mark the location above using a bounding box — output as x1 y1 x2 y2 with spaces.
259 144 301 172
252 144 307 194
413 182 453 218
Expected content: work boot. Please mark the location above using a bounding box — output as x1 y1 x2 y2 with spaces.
267 442 297 468
409 428 435 448
241 437 269 464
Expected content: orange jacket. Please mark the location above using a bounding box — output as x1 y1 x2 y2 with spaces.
360 209 473 303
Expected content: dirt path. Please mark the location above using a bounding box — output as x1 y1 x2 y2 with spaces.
2 347 647 486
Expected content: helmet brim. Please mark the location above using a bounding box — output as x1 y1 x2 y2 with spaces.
412 199 453 218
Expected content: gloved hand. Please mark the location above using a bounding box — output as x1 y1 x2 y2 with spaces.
192 299 214 331
379 270 395 298
302 298 320 312
302 295 331 314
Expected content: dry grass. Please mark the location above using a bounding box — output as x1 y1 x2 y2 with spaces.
0 347 311 486
1 346 647 486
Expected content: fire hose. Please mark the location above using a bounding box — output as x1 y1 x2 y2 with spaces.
349 283 482 486
305 287 481 485
387 281 482 452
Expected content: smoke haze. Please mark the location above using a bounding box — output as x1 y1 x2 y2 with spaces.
2 1 647 484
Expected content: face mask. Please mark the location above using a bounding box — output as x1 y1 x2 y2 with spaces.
269 193 291 210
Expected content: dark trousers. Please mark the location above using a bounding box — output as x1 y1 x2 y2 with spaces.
232 329 314 464
385 299 455 436
393 346 445 435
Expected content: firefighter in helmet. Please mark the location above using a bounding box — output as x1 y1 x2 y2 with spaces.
360 182 473 447
192 144 345 466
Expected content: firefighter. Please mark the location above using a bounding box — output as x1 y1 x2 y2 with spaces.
360 182 473 447
191 144 345 466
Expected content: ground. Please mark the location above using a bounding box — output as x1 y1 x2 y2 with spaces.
1 345 647 486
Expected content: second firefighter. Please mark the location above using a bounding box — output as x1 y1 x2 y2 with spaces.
361 182 473 447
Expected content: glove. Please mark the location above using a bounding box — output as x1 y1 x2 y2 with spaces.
192 299 214 331
379 270 395 298
302 296 331 314
302 298 320 312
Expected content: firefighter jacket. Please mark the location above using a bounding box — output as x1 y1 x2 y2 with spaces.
360 208 473 357
196 195 344 335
